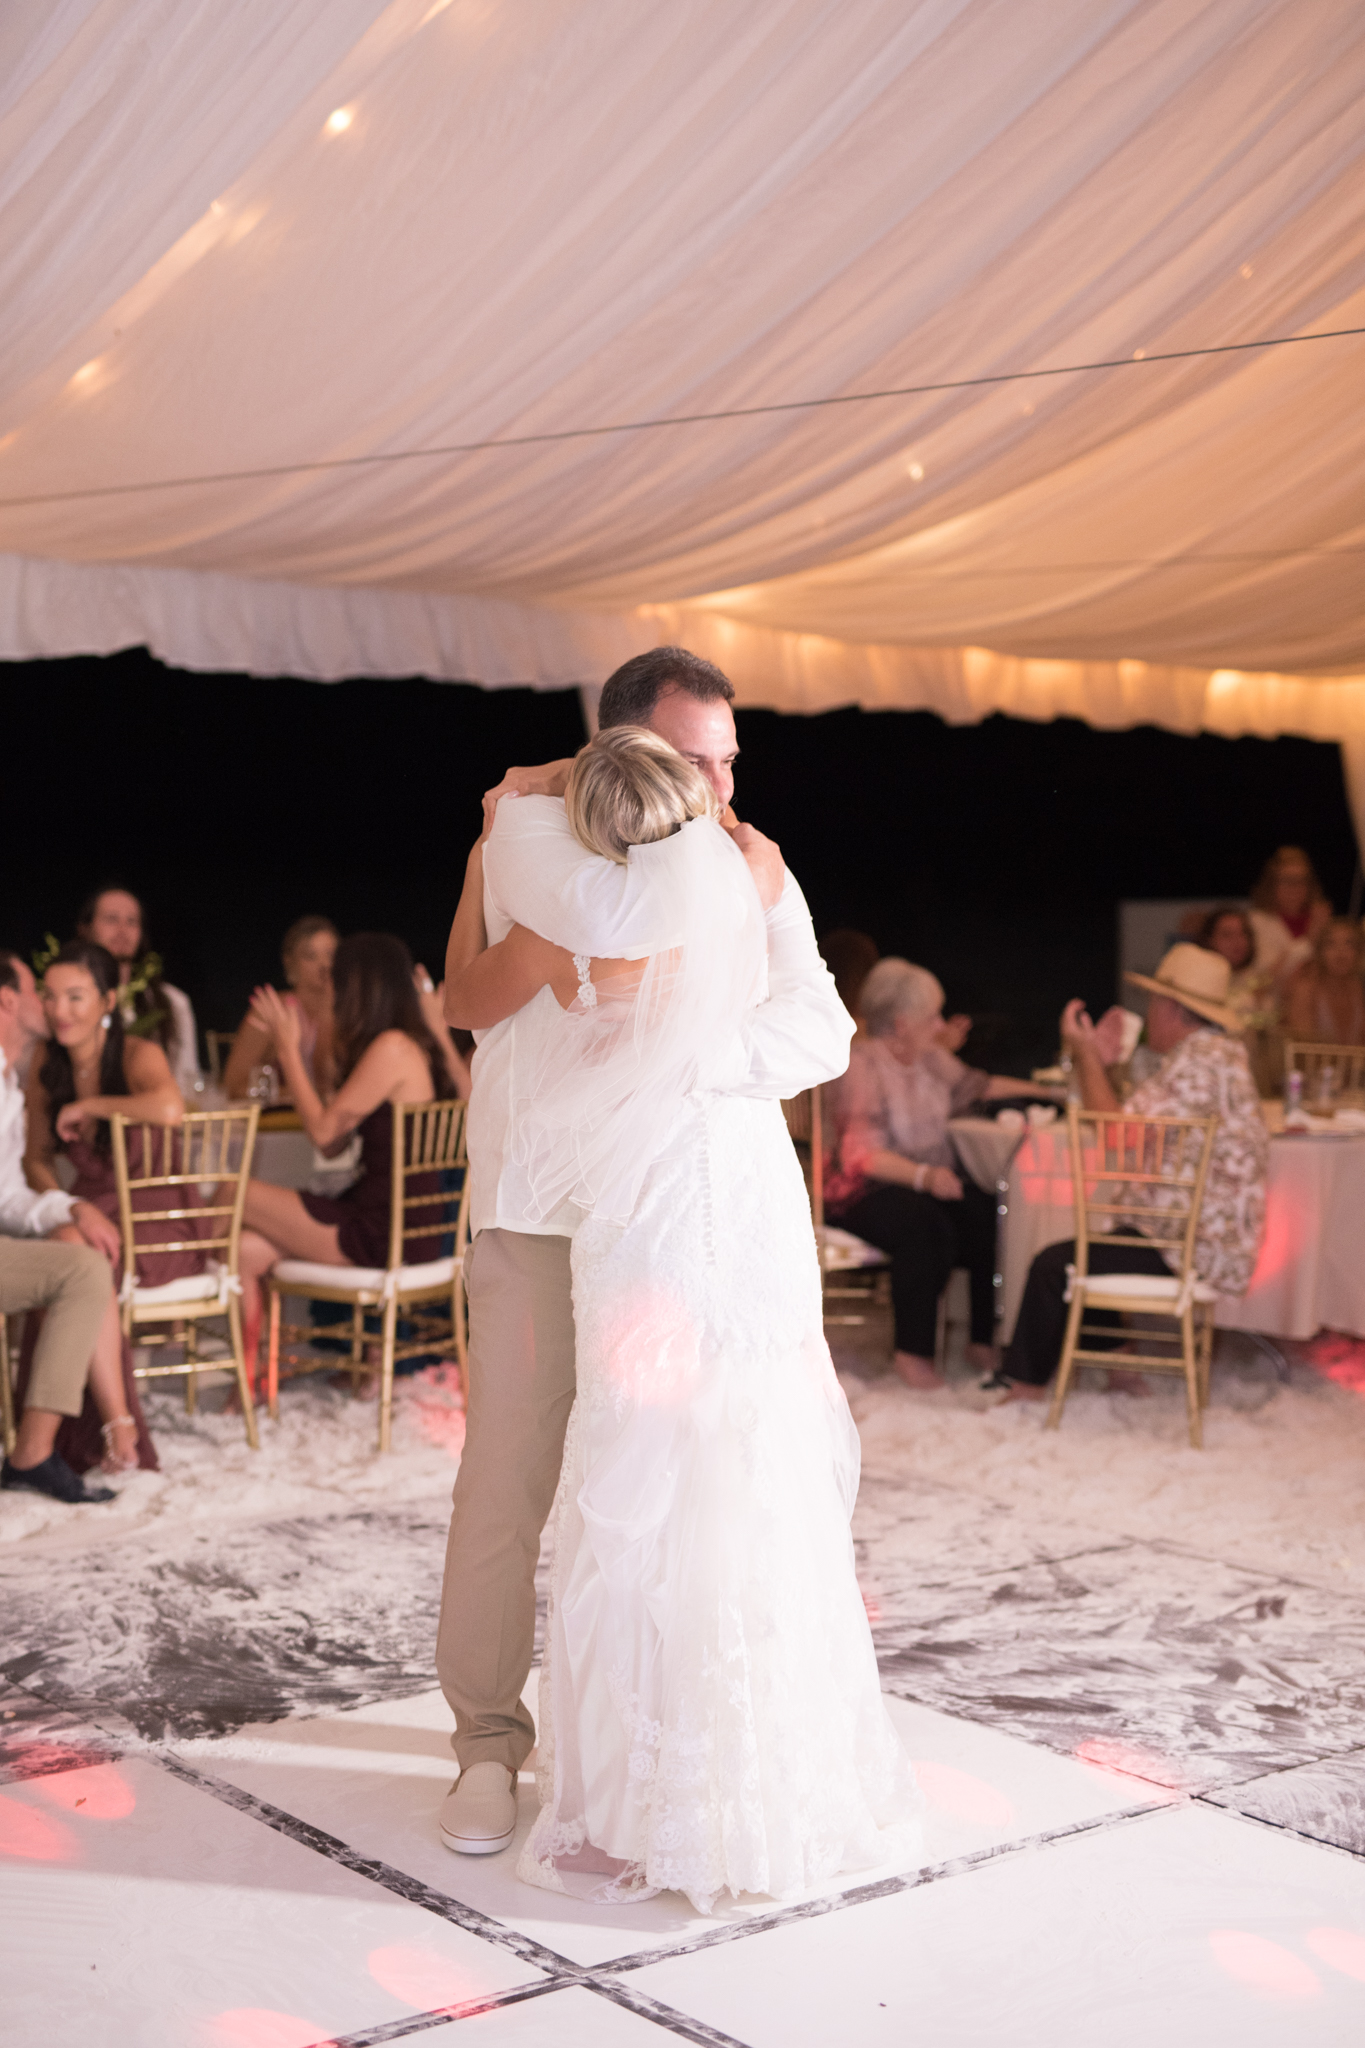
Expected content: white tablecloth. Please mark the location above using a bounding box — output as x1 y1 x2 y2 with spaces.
252 1129 315 1190
251 1128 362 1196
986 1122 1365 1343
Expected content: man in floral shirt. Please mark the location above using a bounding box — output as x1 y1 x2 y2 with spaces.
989 944 1267 1398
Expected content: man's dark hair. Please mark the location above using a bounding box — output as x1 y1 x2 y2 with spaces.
598 647 735 730
0 950 21 994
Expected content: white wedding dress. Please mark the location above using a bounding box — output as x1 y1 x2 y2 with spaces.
508 820 922 1913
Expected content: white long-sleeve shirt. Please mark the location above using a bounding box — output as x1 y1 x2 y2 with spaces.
467 796 852 1238
0 1047 76 1238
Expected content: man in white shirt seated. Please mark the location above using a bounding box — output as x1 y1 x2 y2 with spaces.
434 647 852 1856
0 949 126 1504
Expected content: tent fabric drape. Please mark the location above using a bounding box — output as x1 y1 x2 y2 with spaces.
2 1 1363 726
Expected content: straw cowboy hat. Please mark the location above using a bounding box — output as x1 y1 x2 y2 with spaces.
1124 942 1242 1032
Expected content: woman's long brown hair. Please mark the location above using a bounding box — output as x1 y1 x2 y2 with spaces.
38 941 129 1161
331 933 455 1098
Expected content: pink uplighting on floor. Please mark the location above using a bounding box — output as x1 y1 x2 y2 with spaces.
0 1791 78 1863
912 1759 1016 1828
367 1943 475 2008
203 2010 335 2048
404 1363 467 1456
1072 1738 1182 1796
1208 1930 1321 1999
1305 1925 1365 1982
34 1762 136 1819
1301 1332 1365 1399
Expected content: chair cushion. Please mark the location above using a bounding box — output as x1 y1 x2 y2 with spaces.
821 1226 889 1270
1075 1271 1217 1305
130 1270 229 1309
273 1255 456 1294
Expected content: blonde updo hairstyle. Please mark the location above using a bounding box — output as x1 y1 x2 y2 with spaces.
566 725 718 865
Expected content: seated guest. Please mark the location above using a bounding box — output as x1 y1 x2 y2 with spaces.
1282 917 1365 1047
988 944 1267 1402
1198 904 1278 1092
76 885 202 1099
23 941 190 1474
1247 846 1331 989
819 929 880 1024
0 950 130 1504
236 934 467 1362
224 915 338 1100
824 958 1055 1391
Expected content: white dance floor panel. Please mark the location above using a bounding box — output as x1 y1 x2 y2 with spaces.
4 1683 1363 2046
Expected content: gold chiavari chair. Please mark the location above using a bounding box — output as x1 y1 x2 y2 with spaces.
205 1030 236 1088
782 1086 892 1326
264 1100 469 1453
1283 1041 1365 1108
1047 1104 1218 1449
0 1313 14 1456
110 1105 262 1448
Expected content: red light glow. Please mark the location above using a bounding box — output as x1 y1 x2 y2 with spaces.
1073 1738 1181 1797
911 1759 1016 1828
1209 1930 1320 1999
35 1763 136 1819
367 1943 474 2008
204 2011 335 2048
1306 1926 1365 1982
0 1791 78 1863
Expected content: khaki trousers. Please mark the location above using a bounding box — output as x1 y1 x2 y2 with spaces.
436 1227 576 1772
0 1237 112 1418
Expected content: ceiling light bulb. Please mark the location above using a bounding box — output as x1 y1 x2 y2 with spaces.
906 462 924 481
325 107 354 134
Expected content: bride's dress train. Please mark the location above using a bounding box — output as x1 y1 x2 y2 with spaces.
517 1092 923 1913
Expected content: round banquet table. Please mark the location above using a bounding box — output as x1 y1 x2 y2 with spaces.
955 1117 1365 1344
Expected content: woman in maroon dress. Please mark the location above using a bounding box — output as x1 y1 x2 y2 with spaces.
23 942 197 1474
235 934 467 1365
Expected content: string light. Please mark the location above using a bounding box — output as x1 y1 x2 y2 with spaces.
325 107 354 135
2 322 1360 511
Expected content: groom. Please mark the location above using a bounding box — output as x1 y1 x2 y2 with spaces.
436 645 852 1855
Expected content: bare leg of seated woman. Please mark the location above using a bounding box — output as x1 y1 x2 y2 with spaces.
237 1180 392 1399
237 1180 352 1395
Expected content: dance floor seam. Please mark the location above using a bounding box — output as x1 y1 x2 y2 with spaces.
156 1750 786 2044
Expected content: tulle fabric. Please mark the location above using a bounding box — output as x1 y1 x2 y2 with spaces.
517 1093 923 1913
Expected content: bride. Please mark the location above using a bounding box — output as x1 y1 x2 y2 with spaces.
447 725 921 1913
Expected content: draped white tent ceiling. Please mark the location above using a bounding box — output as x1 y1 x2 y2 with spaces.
3 0 1365 791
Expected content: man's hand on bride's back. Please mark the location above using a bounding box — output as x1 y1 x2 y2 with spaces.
728 822 785 910
484 758 575 804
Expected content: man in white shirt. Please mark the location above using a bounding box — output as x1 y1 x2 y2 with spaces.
0 950 123 1504
436 648 852 1855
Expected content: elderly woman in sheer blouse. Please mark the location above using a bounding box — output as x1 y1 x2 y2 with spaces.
823 959 1053 1390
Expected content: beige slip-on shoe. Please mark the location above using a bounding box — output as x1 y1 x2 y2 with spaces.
439 1761 518 1855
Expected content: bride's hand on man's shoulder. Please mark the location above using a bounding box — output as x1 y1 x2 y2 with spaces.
483 758 574 805
728 821 785 910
